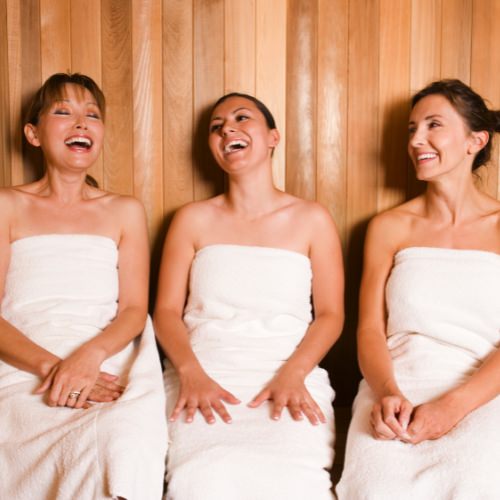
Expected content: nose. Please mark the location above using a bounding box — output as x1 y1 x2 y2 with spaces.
409 125 426 147
75 114 88 130
221 121 236 136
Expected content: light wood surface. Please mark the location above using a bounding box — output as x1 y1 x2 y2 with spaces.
1 0 499 404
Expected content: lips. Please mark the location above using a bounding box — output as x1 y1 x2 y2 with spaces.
64 135 93 149
223 139 249 154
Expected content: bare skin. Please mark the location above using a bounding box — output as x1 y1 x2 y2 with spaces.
154 96 344 425
359 94 500 444
0 84 150 410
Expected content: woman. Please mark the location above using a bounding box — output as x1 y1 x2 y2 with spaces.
154 93 344 499
336 80 500 499
0 73 167 499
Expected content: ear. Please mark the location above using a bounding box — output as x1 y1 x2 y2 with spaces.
268 128 280 149
468 130 489 155
24 123 41 147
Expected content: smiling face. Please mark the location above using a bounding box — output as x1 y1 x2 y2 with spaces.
24 83 104 173
408 94 486 181
208 96 279 174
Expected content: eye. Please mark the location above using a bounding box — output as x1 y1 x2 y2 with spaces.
53 108 70 115
429 120 441 129
210 123 222 132
408 125 416 135
87 112 101 120
236 114 249 122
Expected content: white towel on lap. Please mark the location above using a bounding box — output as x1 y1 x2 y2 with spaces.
0 235 167 500
336 247 500 500
164 245 335 500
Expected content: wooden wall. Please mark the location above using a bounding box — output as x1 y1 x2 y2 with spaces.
1 0 499 404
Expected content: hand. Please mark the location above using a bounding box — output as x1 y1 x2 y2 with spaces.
171 370 240 424
370 394 413 440
35 347 112 409
248 370 326 425
405 397 465 444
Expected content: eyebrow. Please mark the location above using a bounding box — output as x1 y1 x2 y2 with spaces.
210 107 252 121
408 113 443 124
53 98 99 106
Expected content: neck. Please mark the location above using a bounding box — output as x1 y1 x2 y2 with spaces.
424 172 483 224
37 168 91 205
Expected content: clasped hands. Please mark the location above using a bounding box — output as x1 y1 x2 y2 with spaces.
170 368 326 425
35 348 124 409
370 393 465 444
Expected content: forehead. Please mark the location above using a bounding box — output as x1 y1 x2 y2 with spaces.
54 83 98 104
410 94 462 121
211 96 260 119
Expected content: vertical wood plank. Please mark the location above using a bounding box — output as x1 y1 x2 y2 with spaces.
20 0 43 184
440 0 472 82
471 0 500 198
40 0 71 80
286 0 317 200
378 0 411 211
0 0 11 187
346 0 380 230
132 0 163 241
193 0 225 201
163 0 194 214
101 0 133 195
70 0 103 186
224 0 256 94
255 0 287 190
408 0 442 197
316 0 348 238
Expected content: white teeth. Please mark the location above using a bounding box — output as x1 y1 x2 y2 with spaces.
65 136 92 147
224 140 248 154
417 153 437 161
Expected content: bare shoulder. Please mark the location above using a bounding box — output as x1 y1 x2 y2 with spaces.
105 192 145 217
286 197 337 229
0 187 22 220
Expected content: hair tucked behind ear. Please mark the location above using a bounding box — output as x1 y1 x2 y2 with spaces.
412 79 499 170
25 73 104 187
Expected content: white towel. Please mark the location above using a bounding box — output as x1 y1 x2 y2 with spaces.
0 235 167 500
164 244 335 500
336 247 500 500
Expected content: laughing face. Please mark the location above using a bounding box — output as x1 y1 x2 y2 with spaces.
407 94 484 181
24 83 104 173
208 96 279 174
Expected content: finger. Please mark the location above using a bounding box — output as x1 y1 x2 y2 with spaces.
35 374 53 394
300 402 320 425
371 407 397 440
74 387 91 409
88 385 121 402
199 404 216 424
398 400 414 432
185 406 197 423
308 398 326 424
169 398 186 422
98 371 119 382
248 389 270 408
220 390 240 405
287 401 304 421
212 401 232 424
96 377 125 393
272 401 285 421
381 402 406 437
48 381 64 407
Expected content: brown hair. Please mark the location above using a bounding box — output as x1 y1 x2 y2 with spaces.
25 73 105 187
412 79 500 170
26 73 105 126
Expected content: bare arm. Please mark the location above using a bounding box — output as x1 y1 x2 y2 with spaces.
357 215 414 440
154 205 239 424
249 204 345 424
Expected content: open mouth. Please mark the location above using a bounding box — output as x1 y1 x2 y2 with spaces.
417 153 437 161
224 139 248 154
64 136 93 149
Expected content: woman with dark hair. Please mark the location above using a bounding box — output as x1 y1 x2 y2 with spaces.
0 73 167 499
155 93 344 499
336 79 500 499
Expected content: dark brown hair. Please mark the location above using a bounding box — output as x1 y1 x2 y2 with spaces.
412 79 500 170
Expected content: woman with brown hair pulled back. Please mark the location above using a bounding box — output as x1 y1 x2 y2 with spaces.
337 79 500 499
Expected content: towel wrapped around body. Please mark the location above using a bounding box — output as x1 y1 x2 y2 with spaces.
336 247 500 500
164 244 335 500
0 235 167 500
